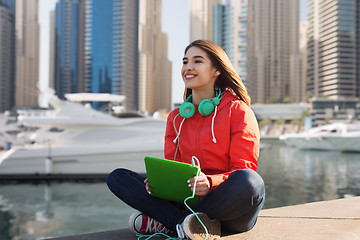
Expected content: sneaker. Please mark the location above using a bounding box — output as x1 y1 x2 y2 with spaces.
176 223 189 239
181 213 221 240
128 210 172 235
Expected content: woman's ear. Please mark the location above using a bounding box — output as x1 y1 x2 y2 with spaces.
215 71 220 76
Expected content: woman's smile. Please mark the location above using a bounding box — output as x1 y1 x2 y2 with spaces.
184 73 197 80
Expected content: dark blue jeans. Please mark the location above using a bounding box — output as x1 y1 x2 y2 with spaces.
106 168 265 234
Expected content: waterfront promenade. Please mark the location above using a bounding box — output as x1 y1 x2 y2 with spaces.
259 123 304 139
47 196 360 240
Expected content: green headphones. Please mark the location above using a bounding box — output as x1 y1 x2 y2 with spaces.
179 89 222 118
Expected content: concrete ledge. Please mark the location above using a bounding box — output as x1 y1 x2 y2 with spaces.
45 229 140 240
46 197 360 240
0 173 108 181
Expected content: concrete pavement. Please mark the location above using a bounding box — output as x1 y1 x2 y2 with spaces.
46 196 360 240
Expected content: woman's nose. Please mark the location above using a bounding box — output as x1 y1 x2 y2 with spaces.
185 63 193 70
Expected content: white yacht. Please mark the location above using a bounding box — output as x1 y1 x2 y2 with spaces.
0 90 166 179
279 122 360 151
322 128 360 152
0 112 24 151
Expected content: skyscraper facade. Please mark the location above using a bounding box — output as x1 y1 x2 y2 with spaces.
299 21 308 102
213 0 249 86
357 0 360 99
138 0 172 114
306 0 360 124
0 0 14 12
54 0 83 99
49 10 55 91
189 0 220 42
247 0 301 103
230 0 248 86
307 0 359 99
15 0 40 107
83 0 139 110
213 3 232 59
0 2 14 112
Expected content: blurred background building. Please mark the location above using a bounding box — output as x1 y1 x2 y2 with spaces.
0 0 359 125
52 0 83 100
15 0 40 108
0 0 15 112
189 0 220 41
138 0 172 114
246 0 301 104
0 0 39 112
47 0 172 113
213 0 248 87
52 0 140 110
193 0 303 104
306 0 360 125
190 0 359 125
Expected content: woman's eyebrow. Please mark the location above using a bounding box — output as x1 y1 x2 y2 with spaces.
182 55 205 61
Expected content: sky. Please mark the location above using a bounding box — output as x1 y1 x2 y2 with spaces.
38 0 307 106
38 0 57 106
161 0 189 104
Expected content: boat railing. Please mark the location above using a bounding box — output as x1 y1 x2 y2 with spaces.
17 109 57 118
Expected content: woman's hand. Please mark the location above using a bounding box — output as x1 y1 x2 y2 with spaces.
144 178 151 194
187 172 210 196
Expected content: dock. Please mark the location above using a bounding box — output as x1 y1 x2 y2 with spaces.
46 196 360 240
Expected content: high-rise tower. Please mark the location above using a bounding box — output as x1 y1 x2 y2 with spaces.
138 0 171 114
307 0 359 99
189 0 220 42
15 0 40 107
54 0 83 99
306 0 360 124
213 0 249 86
213 2 232 60
247 0 301 103
0 2 14 112
83 0 139 110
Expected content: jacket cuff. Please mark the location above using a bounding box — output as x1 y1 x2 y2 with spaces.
206 176 213 191
207 174 227 191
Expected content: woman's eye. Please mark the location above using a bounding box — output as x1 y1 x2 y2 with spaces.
195 60 202 63
182 61 188 65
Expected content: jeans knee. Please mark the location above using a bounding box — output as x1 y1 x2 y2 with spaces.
106 168 128 190
229 169 265 199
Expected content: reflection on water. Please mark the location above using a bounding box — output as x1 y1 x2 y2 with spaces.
0 139 359 239
258 139 360 209
0 182 134 240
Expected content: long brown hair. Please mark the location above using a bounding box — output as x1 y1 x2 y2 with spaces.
183 39 251 106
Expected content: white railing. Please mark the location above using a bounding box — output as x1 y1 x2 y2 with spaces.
17 110 56 118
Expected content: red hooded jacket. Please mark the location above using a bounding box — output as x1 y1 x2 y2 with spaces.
164 90 260 191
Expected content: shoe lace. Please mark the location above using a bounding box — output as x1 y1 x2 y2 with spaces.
137 217 177 240
145 217 169 234
137 220 176 240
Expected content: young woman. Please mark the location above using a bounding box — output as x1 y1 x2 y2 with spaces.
107 40 265 240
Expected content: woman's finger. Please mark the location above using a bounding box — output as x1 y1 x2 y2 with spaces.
144 178 151 194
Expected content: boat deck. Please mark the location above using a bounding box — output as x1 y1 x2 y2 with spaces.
46 196 360 240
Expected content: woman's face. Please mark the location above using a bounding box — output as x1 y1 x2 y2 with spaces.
181 46 219 92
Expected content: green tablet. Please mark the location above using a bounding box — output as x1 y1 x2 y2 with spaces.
144 156 200 205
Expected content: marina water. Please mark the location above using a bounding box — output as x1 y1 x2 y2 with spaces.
0 139 359 239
